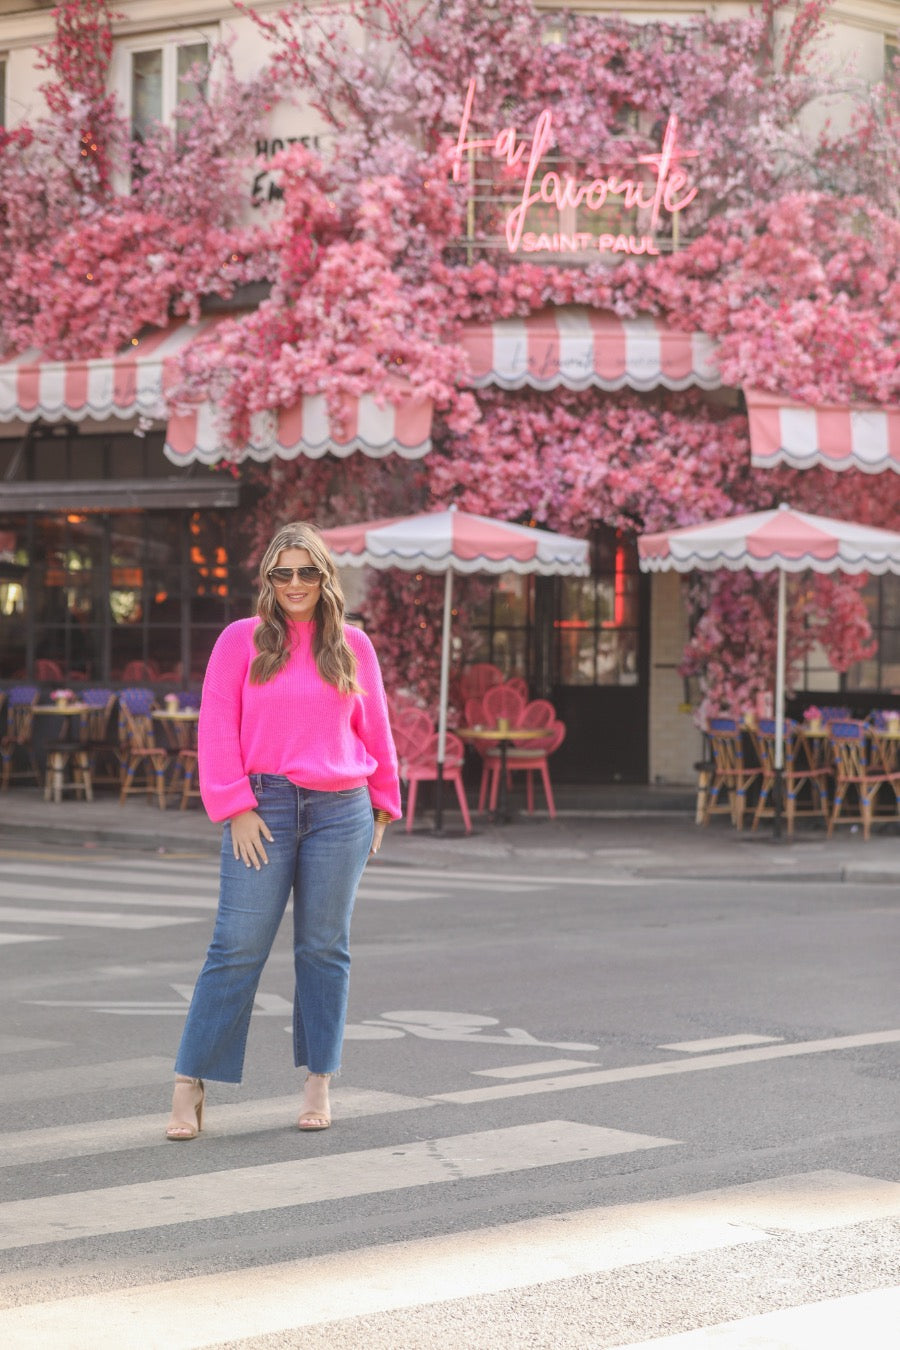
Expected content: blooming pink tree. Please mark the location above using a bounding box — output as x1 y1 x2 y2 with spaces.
229 0 898 716
3 0 897 723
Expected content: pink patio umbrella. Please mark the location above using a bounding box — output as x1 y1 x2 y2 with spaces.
638 504 900 831
322 506 590 830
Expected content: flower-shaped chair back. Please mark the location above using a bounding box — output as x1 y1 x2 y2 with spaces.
463 697 484 726
482 683 525 729
408 731 465 772
458 663 503 701
519 699 555 730
391 707 434 764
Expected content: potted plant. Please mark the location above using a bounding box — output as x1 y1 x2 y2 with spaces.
50 688 75 708
803 706 823 733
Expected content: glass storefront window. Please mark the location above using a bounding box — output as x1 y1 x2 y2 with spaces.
0 508 253 686
554 530 642 688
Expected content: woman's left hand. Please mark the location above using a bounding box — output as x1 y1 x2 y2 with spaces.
370 821 387 856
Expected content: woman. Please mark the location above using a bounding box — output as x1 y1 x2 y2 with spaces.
166 521 401 1139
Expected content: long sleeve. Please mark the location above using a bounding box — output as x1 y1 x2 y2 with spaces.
197 619 259 822
346 627 401 820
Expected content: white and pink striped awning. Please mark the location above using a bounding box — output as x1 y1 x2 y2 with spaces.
0 317 434 462
0 319 216 425
164 391 433 465
461 306 721 393
746 388 900 475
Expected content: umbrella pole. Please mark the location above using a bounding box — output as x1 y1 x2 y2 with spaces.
434 567 453 834
773 568 787 839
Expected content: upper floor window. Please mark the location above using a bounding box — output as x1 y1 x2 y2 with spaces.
117 33 212 143
886 36 898 89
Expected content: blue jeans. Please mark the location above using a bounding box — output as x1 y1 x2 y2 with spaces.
175 775 374 1083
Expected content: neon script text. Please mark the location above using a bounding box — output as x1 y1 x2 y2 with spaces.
452 79 698 254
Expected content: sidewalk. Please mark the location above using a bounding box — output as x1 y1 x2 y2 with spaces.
1 784 898 885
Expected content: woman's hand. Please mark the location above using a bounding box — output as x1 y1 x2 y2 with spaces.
370 820 387 856
230 809 274 870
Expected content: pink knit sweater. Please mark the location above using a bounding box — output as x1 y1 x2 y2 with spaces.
197 617 401 823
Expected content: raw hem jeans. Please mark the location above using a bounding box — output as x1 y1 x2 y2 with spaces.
175 775 374 1083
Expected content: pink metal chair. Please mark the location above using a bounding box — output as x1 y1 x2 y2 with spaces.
482 683 526 729
505 677 528 701
476 697 556 811
390 706 434 763
402 730 472 834
458 664 503 701
463 696 485 726
486 720 566 818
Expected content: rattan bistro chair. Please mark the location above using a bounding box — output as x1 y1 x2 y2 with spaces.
700 717 760 830
118 687 169 809
0 686 40 790
748 718 831 836
827 720 900 840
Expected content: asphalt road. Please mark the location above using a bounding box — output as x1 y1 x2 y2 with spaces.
0 834 898 1348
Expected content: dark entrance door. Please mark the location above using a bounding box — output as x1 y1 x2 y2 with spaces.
540 532 649 783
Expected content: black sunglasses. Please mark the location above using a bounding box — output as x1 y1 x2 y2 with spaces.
268 566 323 585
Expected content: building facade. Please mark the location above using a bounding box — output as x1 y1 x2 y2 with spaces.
0 0 897 783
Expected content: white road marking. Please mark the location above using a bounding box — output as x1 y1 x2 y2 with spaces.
0 862 217 886
367 864 609 887
0 1034 63 1054
0 1120 676 1252
4 1056 174 1102
0 933 58 946
612 1287 900 1348
0 883 217 911
660 1034 784 1053
0 1087 434 1167
0 905 200 930
431 1028 900 1104
356 887 444 902
473 1058 599 1078
0 1171 896 1348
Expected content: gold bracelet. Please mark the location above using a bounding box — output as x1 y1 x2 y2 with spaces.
373 809 393 825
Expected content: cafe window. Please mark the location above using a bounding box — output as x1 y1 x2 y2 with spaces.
121 34 211 144
554 530 641 687
467 573 533 679
0 509 254 684
844 575 900 694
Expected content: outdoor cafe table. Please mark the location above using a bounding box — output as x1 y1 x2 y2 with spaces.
33 702 92 802
151 708 200 751
457 725 549 823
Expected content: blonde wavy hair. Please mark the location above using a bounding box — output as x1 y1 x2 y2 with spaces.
250 521 360 693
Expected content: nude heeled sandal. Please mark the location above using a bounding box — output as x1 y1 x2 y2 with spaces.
298 1072 332 1131
166 1075 205 1141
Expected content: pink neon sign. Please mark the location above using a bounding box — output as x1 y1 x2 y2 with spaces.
452 78 698 255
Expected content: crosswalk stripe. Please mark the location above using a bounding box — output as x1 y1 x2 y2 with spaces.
0 862 217 885
0 882 217 911
0 905 201 930
0 1120 677 1252
0 1086 435 1167
0 933 58 946
0 1171 896 1348
4 1056 175 1103
612 1287 900 1348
